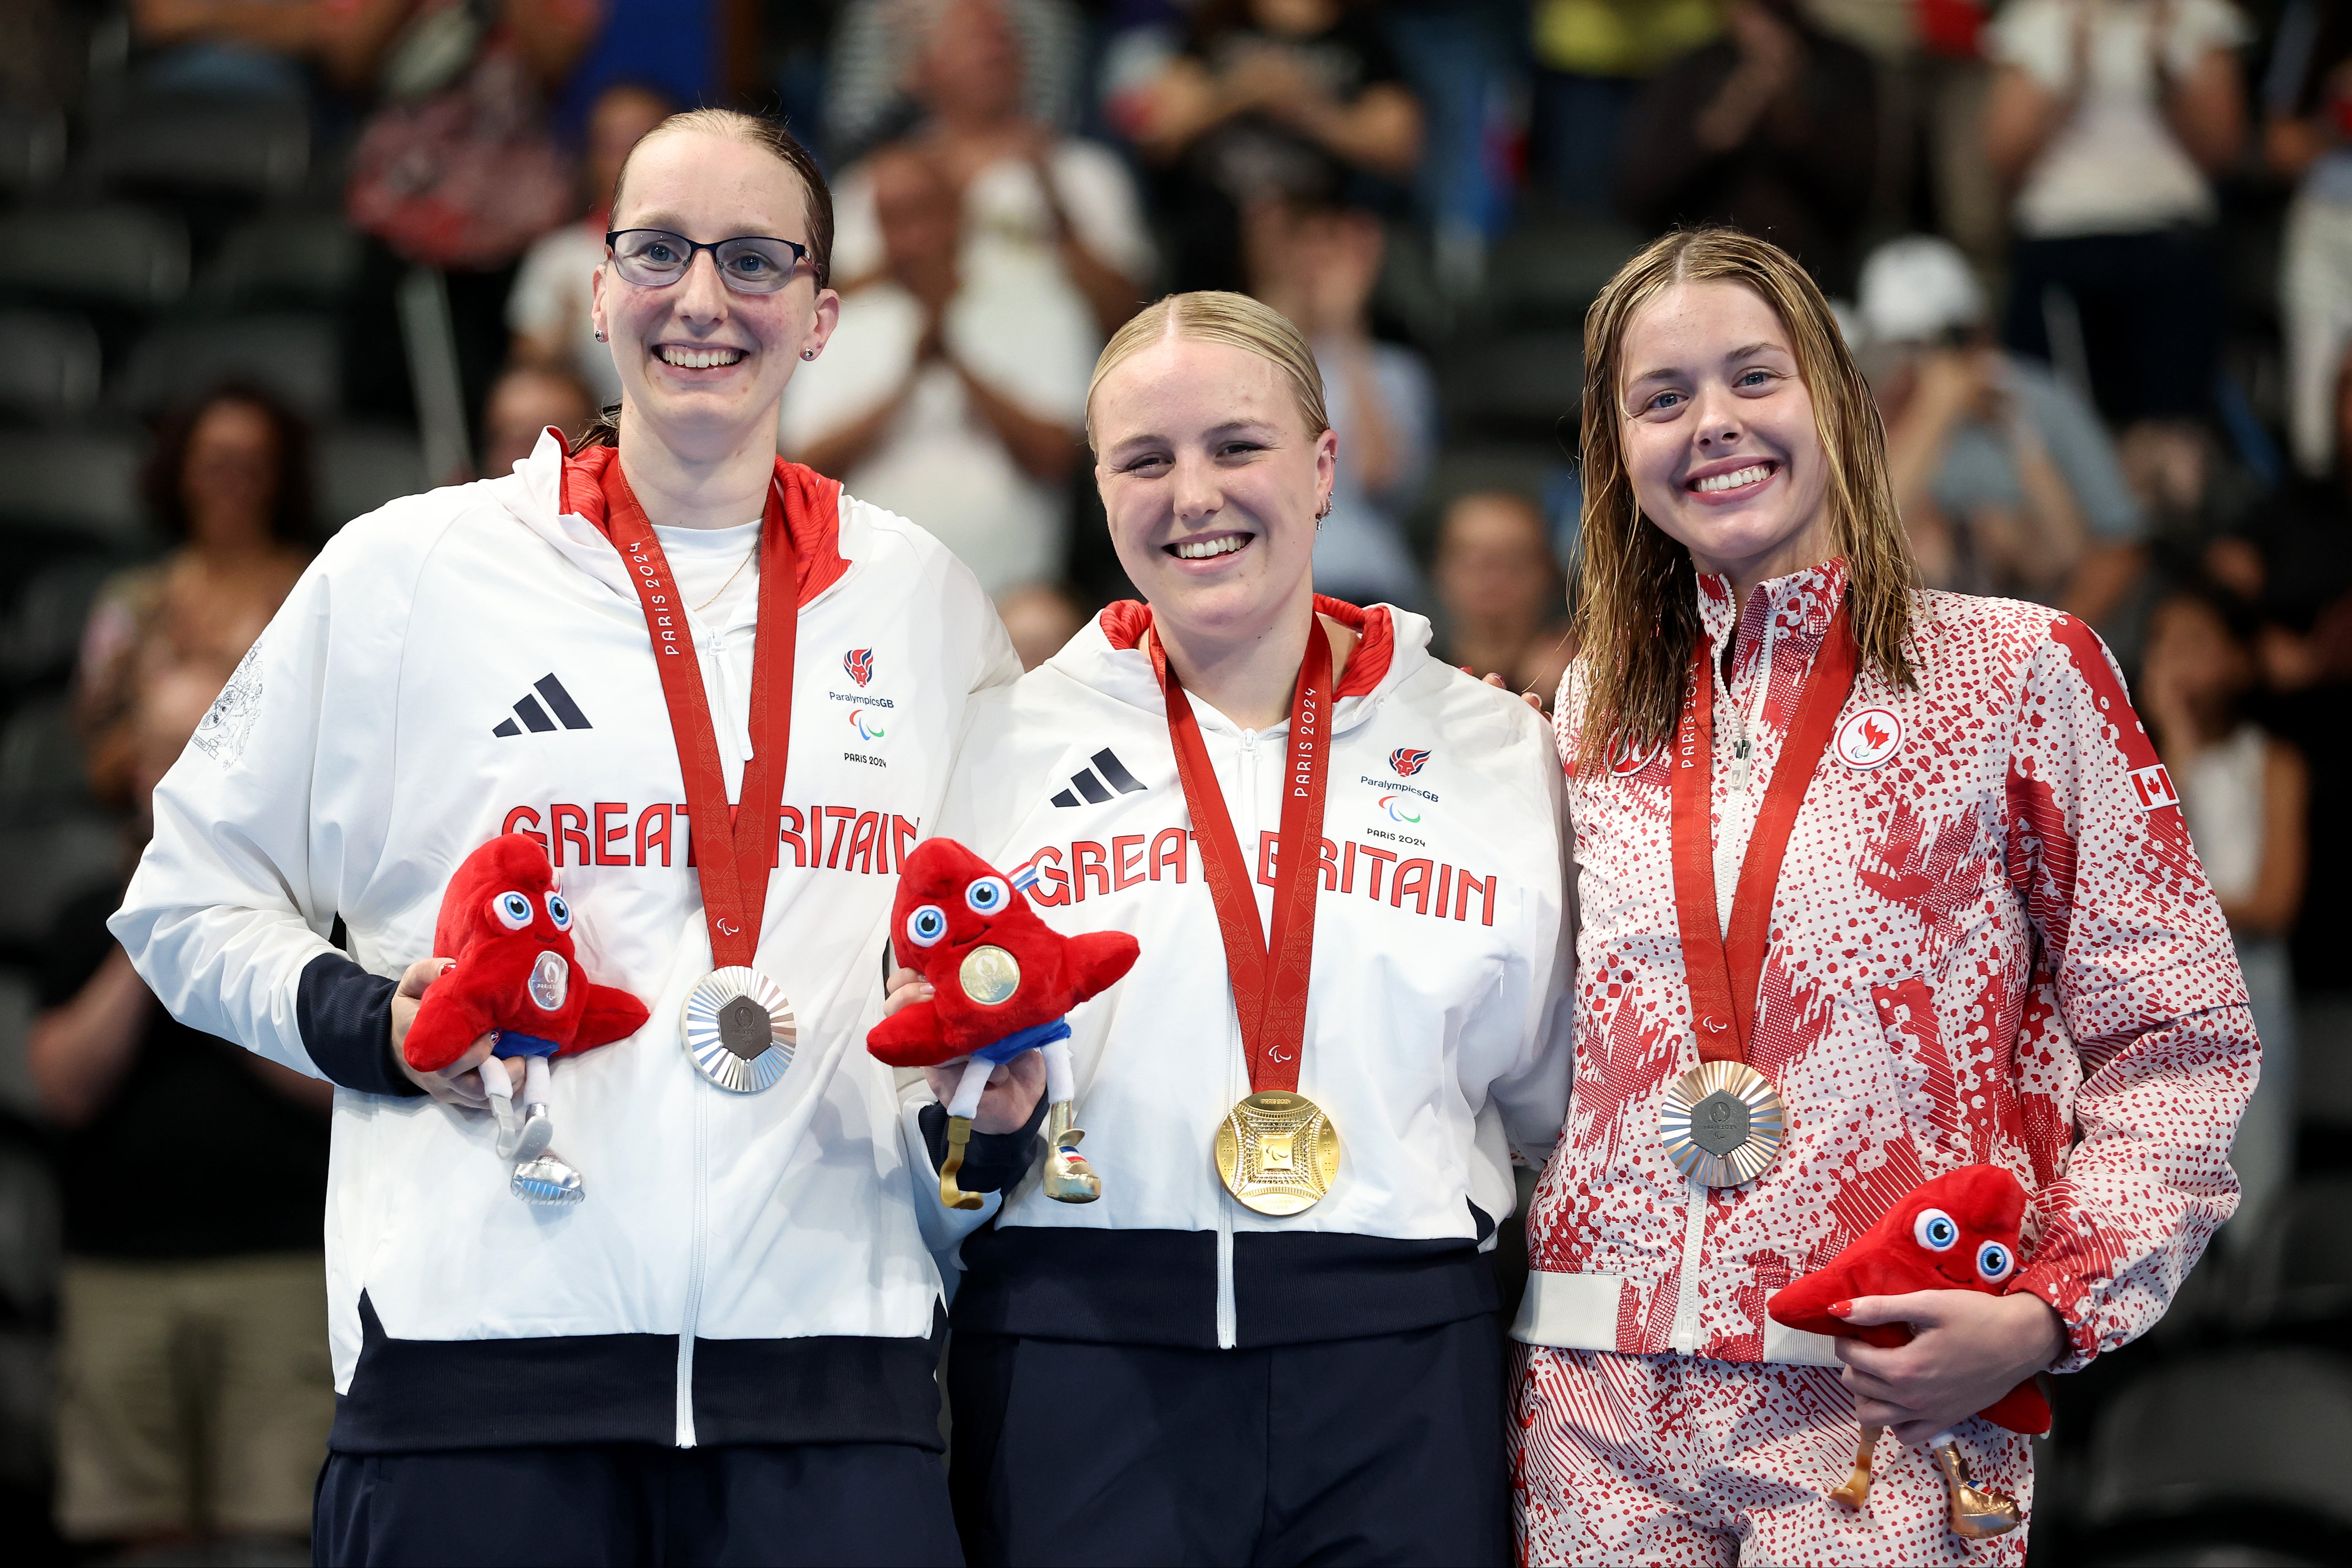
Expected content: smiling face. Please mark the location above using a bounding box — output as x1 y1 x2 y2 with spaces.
1092 332 1336 652
590 129 838 459
898 841 1019 964
1893 1176 2023 1292
1617 279 1834 591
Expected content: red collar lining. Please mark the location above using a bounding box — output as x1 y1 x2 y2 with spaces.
1096 596 1394 698
558 442 850 608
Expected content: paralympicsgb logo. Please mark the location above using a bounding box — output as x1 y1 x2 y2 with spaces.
1389 747 1431 778
843 648 875 687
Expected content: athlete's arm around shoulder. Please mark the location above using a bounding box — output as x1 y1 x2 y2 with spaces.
107 490 471 1096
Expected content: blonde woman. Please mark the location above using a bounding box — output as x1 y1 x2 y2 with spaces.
1506 226 2261 1564
889 292 1570 1565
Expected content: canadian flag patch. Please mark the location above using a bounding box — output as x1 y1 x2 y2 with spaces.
2130 763 2180 811
1834 706 1904 771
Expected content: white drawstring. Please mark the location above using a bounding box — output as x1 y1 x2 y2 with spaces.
691 607 758 789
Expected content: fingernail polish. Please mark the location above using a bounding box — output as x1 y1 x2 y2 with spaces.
1830 1300 1854 1317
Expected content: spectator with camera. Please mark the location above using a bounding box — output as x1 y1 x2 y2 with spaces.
1858 234 2147 625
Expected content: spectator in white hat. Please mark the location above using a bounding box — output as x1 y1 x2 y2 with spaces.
1859 234 2148 628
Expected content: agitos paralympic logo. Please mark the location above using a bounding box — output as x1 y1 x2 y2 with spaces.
849 708 886 741
1378 793 1421 824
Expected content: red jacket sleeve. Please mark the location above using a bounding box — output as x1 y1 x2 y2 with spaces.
2002 615 2259 1371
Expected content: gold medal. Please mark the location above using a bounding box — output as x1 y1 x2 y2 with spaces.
1660 1059 1786 1187
1214 1090 1341 1215
958 944 1020 1005
681 966 796 1093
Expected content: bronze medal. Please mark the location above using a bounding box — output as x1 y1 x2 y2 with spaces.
1214 1090 1341 1216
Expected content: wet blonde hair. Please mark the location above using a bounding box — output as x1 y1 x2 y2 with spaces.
1571 227 1917 772
1085 291 1330 451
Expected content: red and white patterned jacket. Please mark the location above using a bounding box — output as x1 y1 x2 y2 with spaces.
1515 558 2258 1372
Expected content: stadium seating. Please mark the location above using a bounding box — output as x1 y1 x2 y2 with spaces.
201 211 362 308
0 202 189 313
0 426 148 548
2069 1347 2352 1565
0 309 101 420
85 92 310 205
117 311 340 420
316 423 430 534
2230 1177 2352 1336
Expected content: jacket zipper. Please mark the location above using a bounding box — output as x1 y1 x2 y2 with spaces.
1668 1183 1708 1354
676 614 733 1447
1215 726 1260 1351
676 1072 710 1444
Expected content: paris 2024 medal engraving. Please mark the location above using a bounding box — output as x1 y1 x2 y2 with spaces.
1214 1090 1341 1215
681 966 796 1092
1660 1059 1787 1187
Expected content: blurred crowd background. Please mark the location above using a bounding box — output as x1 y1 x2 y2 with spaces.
0 0 2349 1563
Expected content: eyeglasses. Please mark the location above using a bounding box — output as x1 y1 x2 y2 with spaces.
606 229 811 294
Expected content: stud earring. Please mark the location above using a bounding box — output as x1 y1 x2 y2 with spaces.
594 330 607 342
801 349 815 360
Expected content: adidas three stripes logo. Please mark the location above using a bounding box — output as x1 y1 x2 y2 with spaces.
492 675 593 738
1051 749 1147 808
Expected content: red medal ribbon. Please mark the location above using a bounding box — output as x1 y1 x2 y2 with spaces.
1670 595 1859 1062
584 456 812 970
1149 614 1335 1095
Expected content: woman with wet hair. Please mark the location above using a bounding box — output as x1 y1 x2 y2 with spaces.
1509 227 2259 1564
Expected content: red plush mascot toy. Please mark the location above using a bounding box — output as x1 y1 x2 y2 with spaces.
1767 1163 2049 1539
404 833 648 1204
868 839 1138 1210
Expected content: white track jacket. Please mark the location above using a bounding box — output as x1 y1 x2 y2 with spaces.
111 432 1020 1452
926 599 1574 1350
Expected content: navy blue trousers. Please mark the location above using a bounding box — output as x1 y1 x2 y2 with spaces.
947 1317 1509 1568
314 1441 962 1567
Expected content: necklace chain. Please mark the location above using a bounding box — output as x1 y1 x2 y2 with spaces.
692 538 759 614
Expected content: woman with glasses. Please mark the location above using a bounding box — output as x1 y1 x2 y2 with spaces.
112 108 1018 1566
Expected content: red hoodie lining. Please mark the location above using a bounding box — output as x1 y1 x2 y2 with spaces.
1095 595 1394 698
556 438 851 608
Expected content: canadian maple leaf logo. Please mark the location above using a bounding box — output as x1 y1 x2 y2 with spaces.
1840 707 1902 768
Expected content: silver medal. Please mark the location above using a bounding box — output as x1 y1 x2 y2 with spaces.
681 966 796 1092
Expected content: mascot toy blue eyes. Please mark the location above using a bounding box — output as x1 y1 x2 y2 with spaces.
868 838 1138 1210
